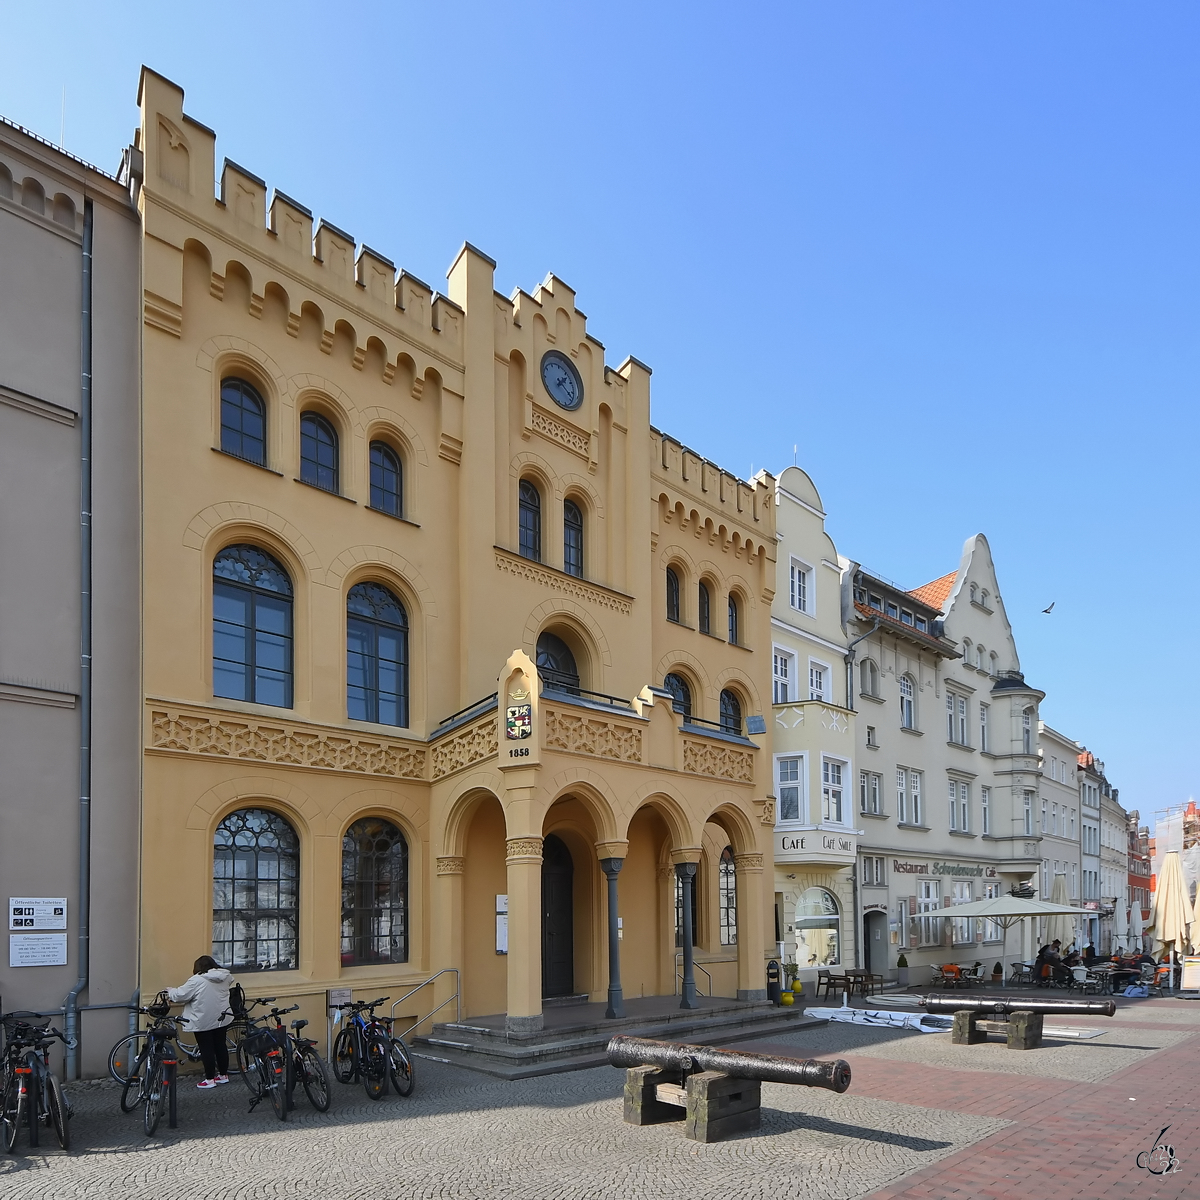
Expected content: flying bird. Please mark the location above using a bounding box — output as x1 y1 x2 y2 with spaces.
1042 602 1055 614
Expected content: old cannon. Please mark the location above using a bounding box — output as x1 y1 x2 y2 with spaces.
607 1034 851 1143
920 992 1116 1050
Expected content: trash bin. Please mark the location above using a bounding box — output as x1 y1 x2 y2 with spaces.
766 959 781 1006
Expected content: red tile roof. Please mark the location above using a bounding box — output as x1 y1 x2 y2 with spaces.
852 601 956 655
908 571 958 612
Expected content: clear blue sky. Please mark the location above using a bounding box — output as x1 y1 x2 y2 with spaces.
4 3 1196 818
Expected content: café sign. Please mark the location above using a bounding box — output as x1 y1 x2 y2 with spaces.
775 830 857 864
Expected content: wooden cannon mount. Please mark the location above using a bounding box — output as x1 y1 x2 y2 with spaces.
607 1035 851 1143
921 993 1117 1051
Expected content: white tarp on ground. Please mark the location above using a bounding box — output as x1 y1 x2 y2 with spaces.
805 1007 952 1032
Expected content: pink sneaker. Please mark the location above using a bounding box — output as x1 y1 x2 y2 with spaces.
213 1075 230 1085
196 1078 218 1089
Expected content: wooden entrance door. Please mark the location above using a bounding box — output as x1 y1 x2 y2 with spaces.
541 834 574 997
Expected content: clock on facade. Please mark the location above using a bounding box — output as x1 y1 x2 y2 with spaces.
540 350 584 411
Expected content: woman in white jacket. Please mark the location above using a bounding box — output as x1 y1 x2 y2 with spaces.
168 956 234 1089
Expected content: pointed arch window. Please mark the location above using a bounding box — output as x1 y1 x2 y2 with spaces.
369 441 402 516
666 568 681 623
212 808 299 972
728 595 739 645
718 847 738 946
220 378 266 465
519 480 542 561
213 545 293 708
347 582 409 727
720 688 742 735
341 817 409 965
664 672 692 719
300 411 339 492
698 582 711 634
563 499 584 578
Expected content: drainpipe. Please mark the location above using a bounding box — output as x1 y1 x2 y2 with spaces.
843 618 881 714
65 198 94 1079
844 617 878 977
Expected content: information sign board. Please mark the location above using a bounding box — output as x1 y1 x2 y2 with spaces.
9 898 67 931
10 933 68 967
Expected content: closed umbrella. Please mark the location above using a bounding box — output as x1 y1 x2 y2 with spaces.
1191 885 1200 955
1150 851 1191 989
1130 900 1145 955
1046 875 1075 948
1112 900 1130 955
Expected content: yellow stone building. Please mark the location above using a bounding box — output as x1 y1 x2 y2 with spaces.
132 69 777 1045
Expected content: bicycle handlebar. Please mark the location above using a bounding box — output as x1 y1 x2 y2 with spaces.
335 996 390 1012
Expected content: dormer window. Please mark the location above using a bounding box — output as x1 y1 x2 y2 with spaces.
886 602 899 619
900 610 914 626
915 616 927 633
868 594 882 610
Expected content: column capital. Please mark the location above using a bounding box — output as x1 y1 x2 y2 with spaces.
594 840 629 861
674 860 697 880
670 846 703 866
505 836 544 864
436 856 465 876
734 852 765 873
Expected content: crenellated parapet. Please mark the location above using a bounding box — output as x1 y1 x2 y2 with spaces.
135 68 465 402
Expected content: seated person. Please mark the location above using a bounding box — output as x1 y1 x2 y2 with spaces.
1082 943 1098 965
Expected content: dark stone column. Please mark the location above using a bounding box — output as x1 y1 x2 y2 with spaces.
676 862 698 1010
600 857 625 1019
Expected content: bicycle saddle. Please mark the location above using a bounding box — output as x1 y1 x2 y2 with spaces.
291 1018 308 1031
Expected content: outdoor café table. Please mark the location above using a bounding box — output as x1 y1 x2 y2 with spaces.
844 969 880 997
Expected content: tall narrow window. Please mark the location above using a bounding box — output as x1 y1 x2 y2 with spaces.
979 703 989 752
698 582 711 634
772 651 792 703
899 675 915 729
1023 708 1034 754
664 672 692 719
519 480 541 561
563 500 584 578
809 662 826 701
341 817 408 965
822 759 844 823
949 779 959 831
778 756 802 821
212 808 299 971
213 545 293 708
718 847 737 946
536 632 579 694
719 689 742 735
911 771 923 825
369 441 402 516
220 377 266 465
790 560 810 613
666 568 681 623
1023 790 1034 835
727 595 739 645
300 411 339 492
981 786 991 834
958 782 969 832
346 582 409 727
860 659 879 696
897 769 908 824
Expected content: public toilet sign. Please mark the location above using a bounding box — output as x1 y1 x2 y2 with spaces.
9 897 67 930
891 860 998 878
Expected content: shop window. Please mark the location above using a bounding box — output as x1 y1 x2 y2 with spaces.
795 887 840 967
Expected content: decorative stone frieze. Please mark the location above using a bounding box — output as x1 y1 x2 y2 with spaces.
430 719 498 780
543 709 642 763
505 837 544 863
531 404 590 458
436 856 465 875
682 738 755 784
494 549 632 615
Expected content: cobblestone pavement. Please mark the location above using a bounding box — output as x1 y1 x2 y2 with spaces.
0 996 1193 1200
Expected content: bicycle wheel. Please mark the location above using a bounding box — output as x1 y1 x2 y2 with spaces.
108 1031 149 1084
260 1053 287 1122
388 1037 415 1097
361 1030 390 1101
46 1073 69 1150
298 1045 331 1112
331 1028 356 1084
174 1031 203 1064
120 1042 151 1113
2 1071 23 1153
144 1060 167 1137
25 1069 39 1149
236 1039 260 1095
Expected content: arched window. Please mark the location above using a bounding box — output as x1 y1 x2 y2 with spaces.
860 658 879 696
969 583 978 603
962 637 972 666
519 480 541 561
563 499 584 578
220 378 266 465
989 651 999 676
341 817 409 965
795 886 840 967
719 846 737 946
698 582 711 634
976 644 986 670
537 631 579 694
899 674 915 729
728 594 740 645
1023 707 1034 754
666 567 681 623
369 441 402 516
347 582 409 727
300 411 338 492
213 545 293 708
664 672 692 719
212 808 299 972
720 689 742 735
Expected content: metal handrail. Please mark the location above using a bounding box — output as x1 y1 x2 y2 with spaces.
388 968 460 1041
541 683 634 710
673 953 712 997
439 694 498 727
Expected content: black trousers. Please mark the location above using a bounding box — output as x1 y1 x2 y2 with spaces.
195 1025 231 1079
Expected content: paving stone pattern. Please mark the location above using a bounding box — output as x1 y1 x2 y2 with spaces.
0 995 1193 1200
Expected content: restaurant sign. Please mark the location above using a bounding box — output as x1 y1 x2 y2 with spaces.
891 860 998 879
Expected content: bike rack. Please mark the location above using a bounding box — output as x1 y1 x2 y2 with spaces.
389 968 461 1041
673 953 713 997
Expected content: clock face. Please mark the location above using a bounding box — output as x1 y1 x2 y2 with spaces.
540 351 584 411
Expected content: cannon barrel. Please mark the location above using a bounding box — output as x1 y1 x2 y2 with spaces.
919 992 1116 1017
606 1035 851 1092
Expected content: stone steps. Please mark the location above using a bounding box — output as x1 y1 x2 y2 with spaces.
412 1000 826 1080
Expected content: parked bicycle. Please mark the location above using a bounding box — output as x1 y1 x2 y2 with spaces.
108 994 188 1135
2 1011 73 1152
332 997 415 1100
234 1000 295 1121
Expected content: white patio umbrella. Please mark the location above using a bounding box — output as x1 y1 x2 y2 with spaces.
1130 900 1145 954
1150 851 1191 987
1046 875 1075 949
930 894 1083 988
1191 884 1200 954
1112 900 1130 955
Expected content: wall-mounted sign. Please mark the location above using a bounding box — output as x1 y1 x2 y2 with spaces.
496 894 509 954
890 861 997 879
9 898 66 930
10 933 67 967
774 831 856 863
327 987 352 1013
